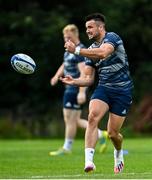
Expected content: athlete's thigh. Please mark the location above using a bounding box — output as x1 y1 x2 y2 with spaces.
89 99 109 122
63 108 81 123
107 112 125 132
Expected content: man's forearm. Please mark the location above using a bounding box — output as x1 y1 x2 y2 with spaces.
55 64 64 78
76 48 106 60
73 78 93 87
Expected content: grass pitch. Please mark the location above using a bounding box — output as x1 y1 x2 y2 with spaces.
0 138 152 179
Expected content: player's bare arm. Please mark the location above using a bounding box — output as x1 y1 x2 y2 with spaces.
50 63 64 86
77 62 87 104
64 40 114 60
61 65 95 87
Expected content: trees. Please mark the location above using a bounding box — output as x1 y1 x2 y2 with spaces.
0 0 151 137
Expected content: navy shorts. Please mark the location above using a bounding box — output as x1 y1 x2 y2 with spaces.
91 85 132 116
63 91 82 110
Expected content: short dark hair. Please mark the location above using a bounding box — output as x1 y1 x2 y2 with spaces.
85 13 106 23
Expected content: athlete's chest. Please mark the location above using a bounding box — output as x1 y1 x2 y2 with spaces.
64 53 78 69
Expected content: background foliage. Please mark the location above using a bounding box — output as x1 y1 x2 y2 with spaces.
0 0 151 138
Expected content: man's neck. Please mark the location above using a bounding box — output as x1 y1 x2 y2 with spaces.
96 30 106 43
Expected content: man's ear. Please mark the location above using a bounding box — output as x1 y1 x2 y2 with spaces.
99 25 104 31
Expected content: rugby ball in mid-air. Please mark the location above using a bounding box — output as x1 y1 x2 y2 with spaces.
11 53 36 74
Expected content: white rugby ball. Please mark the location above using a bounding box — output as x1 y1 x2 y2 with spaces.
11 53 36 74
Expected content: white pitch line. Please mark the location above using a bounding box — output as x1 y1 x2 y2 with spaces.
30 172 152 179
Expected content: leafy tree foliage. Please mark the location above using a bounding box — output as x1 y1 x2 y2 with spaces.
0 0 151 137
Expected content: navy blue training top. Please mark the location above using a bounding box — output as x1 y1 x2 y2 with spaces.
64 42 85 93
85 32 133 91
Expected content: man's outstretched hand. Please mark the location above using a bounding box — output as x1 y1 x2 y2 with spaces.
60 75 75 85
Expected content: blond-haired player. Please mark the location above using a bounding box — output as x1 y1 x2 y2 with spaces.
49 24 108 156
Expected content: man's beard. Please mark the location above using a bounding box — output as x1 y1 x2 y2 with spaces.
88 32 99 41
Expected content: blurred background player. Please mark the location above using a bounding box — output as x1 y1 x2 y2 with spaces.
49 24 108 156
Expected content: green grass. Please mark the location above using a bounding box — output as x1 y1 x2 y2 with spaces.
0 138 152 179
